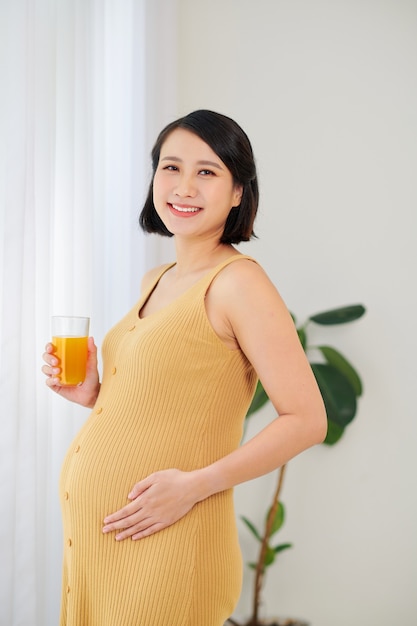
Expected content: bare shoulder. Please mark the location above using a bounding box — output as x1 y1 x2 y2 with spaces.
213 257 286 310
230 256 270 282
206 256 294 350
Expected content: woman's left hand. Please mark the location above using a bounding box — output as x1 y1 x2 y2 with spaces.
102 469 202 540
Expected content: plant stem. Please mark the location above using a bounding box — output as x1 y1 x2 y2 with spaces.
250 463 287 626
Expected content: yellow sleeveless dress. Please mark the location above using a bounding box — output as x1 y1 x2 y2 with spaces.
59 255 258 626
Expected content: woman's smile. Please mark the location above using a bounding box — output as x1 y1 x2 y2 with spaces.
169 203 203 216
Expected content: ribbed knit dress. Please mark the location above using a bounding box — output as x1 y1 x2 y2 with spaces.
59 255 258 626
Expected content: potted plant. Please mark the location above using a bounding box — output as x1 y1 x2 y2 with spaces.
226 304 366 626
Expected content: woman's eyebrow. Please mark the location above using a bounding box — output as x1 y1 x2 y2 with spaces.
160 156 224 171
197 160 224 171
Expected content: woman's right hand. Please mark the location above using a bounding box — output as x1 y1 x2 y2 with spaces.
42 336 101 408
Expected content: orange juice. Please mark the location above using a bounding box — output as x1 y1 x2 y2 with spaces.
52 335 88 386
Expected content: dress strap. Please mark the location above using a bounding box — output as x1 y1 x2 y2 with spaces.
144 262 176 293
200 254 258 288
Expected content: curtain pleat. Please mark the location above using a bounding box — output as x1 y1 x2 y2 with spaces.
0 1 177 624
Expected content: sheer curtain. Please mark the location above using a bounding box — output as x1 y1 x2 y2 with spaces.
0 1 177 624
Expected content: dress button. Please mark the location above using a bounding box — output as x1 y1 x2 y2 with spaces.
96 407 103 414
67 538 72 547
63 491 69 500
66 585 70 594
129 324 136 331
111 366 117 375
74 445 80 453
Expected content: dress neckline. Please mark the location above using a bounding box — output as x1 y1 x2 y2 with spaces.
138 262 176 320
137 254 253 321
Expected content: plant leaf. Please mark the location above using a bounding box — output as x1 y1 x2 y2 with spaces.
318 345 363 396
246 380 269 417
297 326 307 349
264 545 276 567
266 501 285 536
273 542 293 554
323 419 345 445
240 516 262 542
247 545 277 571
309 304 366 325
311 363 357 427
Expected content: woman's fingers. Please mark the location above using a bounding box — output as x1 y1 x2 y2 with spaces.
102 469 199 541
41 337 100 406
103 497 144 530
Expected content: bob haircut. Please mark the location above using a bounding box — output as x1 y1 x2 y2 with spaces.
139 110 259 244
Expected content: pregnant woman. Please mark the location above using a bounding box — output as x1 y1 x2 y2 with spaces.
42 109 327 626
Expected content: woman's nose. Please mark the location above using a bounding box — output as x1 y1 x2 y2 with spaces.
174 173 196 197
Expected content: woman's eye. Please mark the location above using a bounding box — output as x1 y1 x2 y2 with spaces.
199 169 214 176
164 165 178 171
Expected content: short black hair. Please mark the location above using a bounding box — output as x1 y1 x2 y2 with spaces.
139 110 259 244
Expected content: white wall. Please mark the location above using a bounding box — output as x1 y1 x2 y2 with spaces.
176 1 417 624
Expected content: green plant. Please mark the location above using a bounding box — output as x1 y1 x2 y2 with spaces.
228 304 366 626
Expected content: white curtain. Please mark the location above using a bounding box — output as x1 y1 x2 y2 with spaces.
0 1 177 624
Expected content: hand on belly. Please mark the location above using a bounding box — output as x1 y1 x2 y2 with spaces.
102 468 202 540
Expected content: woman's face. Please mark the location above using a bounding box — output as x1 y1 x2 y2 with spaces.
152 129 242 241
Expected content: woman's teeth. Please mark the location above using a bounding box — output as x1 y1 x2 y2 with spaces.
171 204 200 213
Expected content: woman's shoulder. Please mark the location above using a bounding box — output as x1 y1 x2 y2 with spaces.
208 254 280 311
217 254 270 287
205 254 290 350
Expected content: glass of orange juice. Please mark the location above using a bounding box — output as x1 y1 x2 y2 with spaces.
51 316 90 386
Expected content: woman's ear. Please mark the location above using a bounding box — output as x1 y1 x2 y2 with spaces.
232 184 243 208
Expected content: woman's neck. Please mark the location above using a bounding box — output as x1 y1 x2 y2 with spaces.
172 238 237 278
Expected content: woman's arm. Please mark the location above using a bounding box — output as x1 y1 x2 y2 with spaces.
197 258 327 495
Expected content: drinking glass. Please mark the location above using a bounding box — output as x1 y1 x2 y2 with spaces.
51 316 90 386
